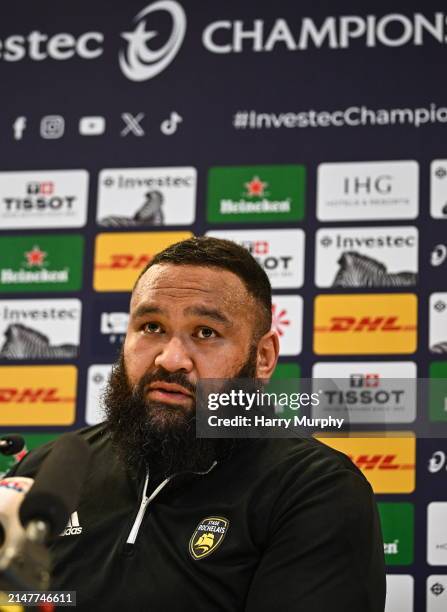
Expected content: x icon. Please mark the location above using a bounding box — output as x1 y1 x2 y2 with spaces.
121 112 145 137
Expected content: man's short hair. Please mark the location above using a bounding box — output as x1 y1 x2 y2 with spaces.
134 236 272 339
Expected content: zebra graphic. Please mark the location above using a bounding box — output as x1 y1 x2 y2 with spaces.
332 251 417 288
99 190 165 227
0 324 78 359
430 342 447 354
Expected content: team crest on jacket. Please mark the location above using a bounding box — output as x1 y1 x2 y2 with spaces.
189 517 229 560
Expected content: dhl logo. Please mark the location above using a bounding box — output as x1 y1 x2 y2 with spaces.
0 388 74 402
316 316 416 333
347 454 414 471
94 232 193 291
314 294 417 354
95 254 152 270
0 366 77 426
316 433 416 493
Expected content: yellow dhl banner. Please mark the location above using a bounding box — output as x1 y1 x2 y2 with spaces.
0 365 77 426
316 432 416 493
313 293 417 355
94 231 193 291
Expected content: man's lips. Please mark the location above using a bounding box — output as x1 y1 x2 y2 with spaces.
146 382 194 405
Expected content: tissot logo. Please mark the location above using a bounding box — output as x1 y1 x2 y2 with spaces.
0 170 88 229
312 362 417 424
207 229 305 289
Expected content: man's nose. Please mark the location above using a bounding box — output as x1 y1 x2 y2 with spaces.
154 336 194 372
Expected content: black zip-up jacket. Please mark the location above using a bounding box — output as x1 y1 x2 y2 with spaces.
8 423 386 612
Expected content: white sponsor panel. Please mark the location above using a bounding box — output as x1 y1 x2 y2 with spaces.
431 160 447 219
312 362 417 424
428 502 447 565
97 167 197 226
385 575 413 612
427 575 447 611
0 170 88 229
317 161 419 221
207 229 305 289
272 295 302 356
430 293 447 353
315 226 418 288
0 299 82 359
86 364 112 425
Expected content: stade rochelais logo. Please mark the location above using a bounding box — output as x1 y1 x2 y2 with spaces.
0 4 447 81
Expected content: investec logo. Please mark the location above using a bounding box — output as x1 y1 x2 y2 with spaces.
317 433 416 493
207 229 305 289
0 171 88 230
315 226 418 289
97 167 197 227
313 294 418 355
94 231 192 292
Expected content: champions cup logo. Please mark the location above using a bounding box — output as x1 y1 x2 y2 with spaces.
0 366 76 426
119 1 187 81
313 294 417 354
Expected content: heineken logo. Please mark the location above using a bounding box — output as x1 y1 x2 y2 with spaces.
24 246 47 267
0 235 83 293
244 176 268 197
207 164 306 224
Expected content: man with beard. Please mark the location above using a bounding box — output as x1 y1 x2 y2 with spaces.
6 237 385 612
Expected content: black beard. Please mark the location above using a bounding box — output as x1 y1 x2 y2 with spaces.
103 347 257 478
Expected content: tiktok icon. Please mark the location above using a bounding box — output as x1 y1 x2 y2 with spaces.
160 111 183 135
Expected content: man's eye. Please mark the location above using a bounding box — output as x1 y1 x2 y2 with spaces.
196 327 216 339
142 322 162 334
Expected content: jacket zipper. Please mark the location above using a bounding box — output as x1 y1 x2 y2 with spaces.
126 461 218 545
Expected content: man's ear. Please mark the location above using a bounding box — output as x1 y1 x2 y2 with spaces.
256 330 280 381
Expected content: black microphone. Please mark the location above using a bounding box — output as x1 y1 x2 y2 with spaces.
19 433 91 542
0 435 25 456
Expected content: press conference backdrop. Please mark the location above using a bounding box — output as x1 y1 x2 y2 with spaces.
0 1 447 609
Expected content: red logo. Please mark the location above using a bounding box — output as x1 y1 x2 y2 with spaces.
315 316 416 333
244 176 268 198
349 454 414 470
271 304 290 337
0 388 73 402
96 254 152 269
27 181 54 195
24 246 47 267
